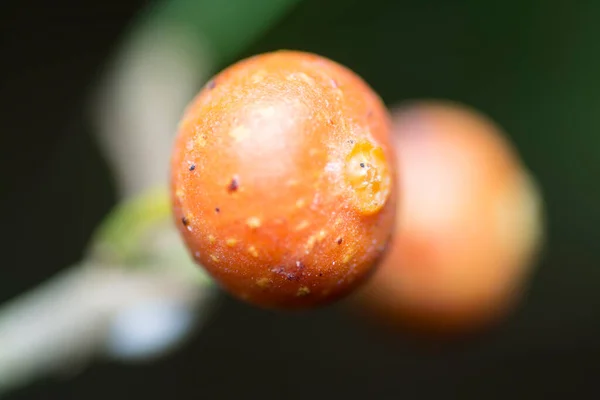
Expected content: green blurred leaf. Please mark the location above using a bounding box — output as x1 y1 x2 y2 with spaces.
136 0 302 66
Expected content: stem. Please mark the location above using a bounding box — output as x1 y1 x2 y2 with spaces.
0 263 212 396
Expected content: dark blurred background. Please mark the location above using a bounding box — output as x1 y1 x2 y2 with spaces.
1 0 599 398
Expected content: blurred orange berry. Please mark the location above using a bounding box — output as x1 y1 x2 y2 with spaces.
353 100 544 336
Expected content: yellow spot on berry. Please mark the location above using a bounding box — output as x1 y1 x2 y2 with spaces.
210 254 219 262
196 134 207 147
342 251 355 264
248 246 259 258
296 198 306 208
226 238 237 247
246 217 261 229
306 235 317 251
256 277 271 289
289 72 315 85
297 286 311 296
208 235 216 244
344 140 391 215
251 71 266 84
295 220 309 231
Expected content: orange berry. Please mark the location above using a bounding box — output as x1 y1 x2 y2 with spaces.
353 100 544 335
170 51 397 309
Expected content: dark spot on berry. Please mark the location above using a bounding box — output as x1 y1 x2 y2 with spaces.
206 80 216 90
367 109 373 118
227 176 239 192
272 266 299 281
215 207 220 213
189 164 196 171
360 163 365 168
347 140 355 144
336 237 343 245
319 273 323 276
296 261 305 269
181 217 189 226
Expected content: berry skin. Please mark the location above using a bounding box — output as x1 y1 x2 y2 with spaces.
353 101 544 335
170 50 397 309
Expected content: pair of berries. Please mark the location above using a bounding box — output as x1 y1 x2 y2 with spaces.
170 50 543 333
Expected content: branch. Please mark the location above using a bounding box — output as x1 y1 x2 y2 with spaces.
0 262 215 396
